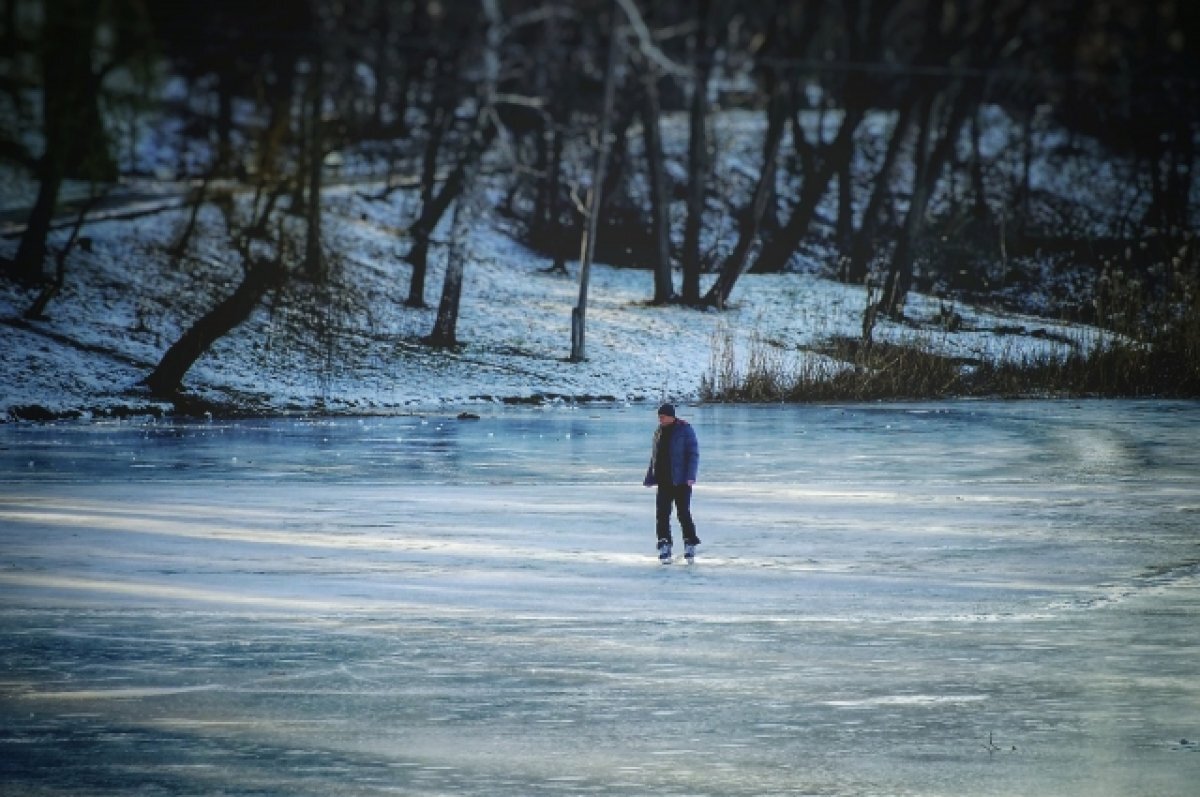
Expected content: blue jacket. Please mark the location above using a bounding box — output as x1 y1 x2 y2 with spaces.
643 419 699 487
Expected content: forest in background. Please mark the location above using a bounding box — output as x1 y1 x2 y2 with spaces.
1 0 1197 400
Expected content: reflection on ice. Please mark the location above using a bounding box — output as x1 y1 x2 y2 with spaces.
1 401 1198 796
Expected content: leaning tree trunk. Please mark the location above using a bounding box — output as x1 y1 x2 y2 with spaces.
702 80 788 308
749 102 867 274
408 115 497 314
10 164 64 284
845 101 915 284
142 256 287 396
878 87 974 317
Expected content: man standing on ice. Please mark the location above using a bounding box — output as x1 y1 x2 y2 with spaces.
643 403 701 562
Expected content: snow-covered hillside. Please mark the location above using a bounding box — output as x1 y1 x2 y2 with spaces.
0 174 1091 421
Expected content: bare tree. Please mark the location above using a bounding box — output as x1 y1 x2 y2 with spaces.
142 196 291 397
5 0 119 284
405 53 458 308
748 0 888 276
877 0 1033 317
23 186 107 320
618 0 688 301
703 76 788 308
425 0 504 348
843 102 916 284
422 111 500 346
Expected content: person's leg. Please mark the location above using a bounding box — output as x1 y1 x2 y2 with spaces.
674 485 700 546
655 488 674 544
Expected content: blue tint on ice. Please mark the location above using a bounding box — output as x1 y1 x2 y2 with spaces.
1 400 1198 796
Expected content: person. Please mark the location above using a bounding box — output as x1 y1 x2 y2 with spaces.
643 403 700 562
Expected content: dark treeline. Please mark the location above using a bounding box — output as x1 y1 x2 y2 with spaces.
1 0 1197 396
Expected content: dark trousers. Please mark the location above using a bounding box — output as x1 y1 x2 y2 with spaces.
656 484 699 545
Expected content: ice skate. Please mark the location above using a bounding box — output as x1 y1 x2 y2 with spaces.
657 540 672 563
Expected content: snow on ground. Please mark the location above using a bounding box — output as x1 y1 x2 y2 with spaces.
0 179 1093 421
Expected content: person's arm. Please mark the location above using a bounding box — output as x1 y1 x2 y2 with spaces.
644 432 658 486
684 426 699 485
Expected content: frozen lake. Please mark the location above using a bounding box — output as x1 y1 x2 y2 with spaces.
1 401 1198 796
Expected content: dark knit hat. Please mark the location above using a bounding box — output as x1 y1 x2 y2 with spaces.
657 403 676 417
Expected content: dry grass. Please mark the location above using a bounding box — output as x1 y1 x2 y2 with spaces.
701 315 1200 403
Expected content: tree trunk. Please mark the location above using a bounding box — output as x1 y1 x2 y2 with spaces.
875 0 1030 315
408 116 496 311
406 61 456 307
290 81 309 213
570 0 623 362
750 103 867 274
845 102 914 284
836 154 853 251
169 176 211 266
641 66 674 303
789 102 816 185
878 87 975 317
426 0 502 348
878 91 935 317
703 81 788 308
394 1 431 140
7 0 101 284
681 0 714 305
24 187 103 320
142 257 287 396
9 165 63 284
425 197 469 347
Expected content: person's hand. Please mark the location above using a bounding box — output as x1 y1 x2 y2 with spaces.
687 480 695 486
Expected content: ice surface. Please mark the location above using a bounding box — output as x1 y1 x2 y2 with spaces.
1 401 1198 795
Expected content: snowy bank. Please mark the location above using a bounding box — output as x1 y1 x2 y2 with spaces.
0 186 1094 422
